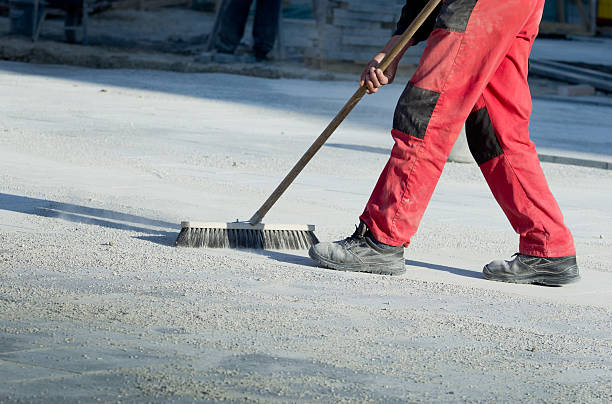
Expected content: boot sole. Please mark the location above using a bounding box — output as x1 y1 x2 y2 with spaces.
308 249 405 276
482 265 580 286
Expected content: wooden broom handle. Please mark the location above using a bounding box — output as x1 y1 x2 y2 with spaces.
249 0 442 225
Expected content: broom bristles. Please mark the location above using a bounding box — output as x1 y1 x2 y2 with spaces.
175 222 318 249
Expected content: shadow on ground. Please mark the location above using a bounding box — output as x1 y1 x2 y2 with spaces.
326 143 389 155
405 259 482 279
257 248 483 280
257 250 315 267
0 60 390 131
0 193 178 240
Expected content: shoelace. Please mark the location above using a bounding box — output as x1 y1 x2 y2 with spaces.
340 224 367 247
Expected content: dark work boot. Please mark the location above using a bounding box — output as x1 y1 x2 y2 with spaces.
308 223 405 275
483 253 580 286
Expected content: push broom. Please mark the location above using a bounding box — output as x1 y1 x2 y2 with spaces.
175 0 442 249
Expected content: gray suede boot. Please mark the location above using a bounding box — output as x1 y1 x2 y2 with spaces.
483 253 580 286
308 223 405 275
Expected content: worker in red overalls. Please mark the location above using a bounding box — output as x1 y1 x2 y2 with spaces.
309 0 580 286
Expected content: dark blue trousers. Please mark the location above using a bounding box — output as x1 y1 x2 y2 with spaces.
215 0 282 56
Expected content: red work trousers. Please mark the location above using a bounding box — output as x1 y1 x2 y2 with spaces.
360 0 575 257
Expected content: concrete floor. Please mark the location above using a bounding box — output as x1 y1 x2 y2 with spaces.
0 60 611 402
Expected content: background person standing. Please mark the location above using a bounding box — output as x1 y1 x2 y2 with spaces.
214 0 282 61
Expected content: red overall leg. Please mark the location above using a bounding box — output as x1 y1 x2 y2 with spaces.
360 0 569 254
465 26 575 257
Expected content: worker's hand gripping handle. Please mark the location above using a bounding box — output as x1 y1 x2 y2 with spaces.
249 0 442 226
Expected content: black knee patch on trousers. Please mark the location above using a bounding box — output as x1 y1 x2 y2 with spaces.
435 0 479 33
393 83 440 139
465 106 504 165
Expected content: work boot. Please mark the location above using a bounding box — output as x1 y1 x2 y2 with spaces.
308 222 405 275
483 253 580 286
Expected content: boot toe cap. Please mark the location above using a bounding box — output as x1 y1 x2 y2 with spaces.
483 260 510 277
309 242 351 263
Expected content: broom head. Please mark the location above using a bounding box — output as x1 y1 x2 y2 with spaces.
175 221 318 250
